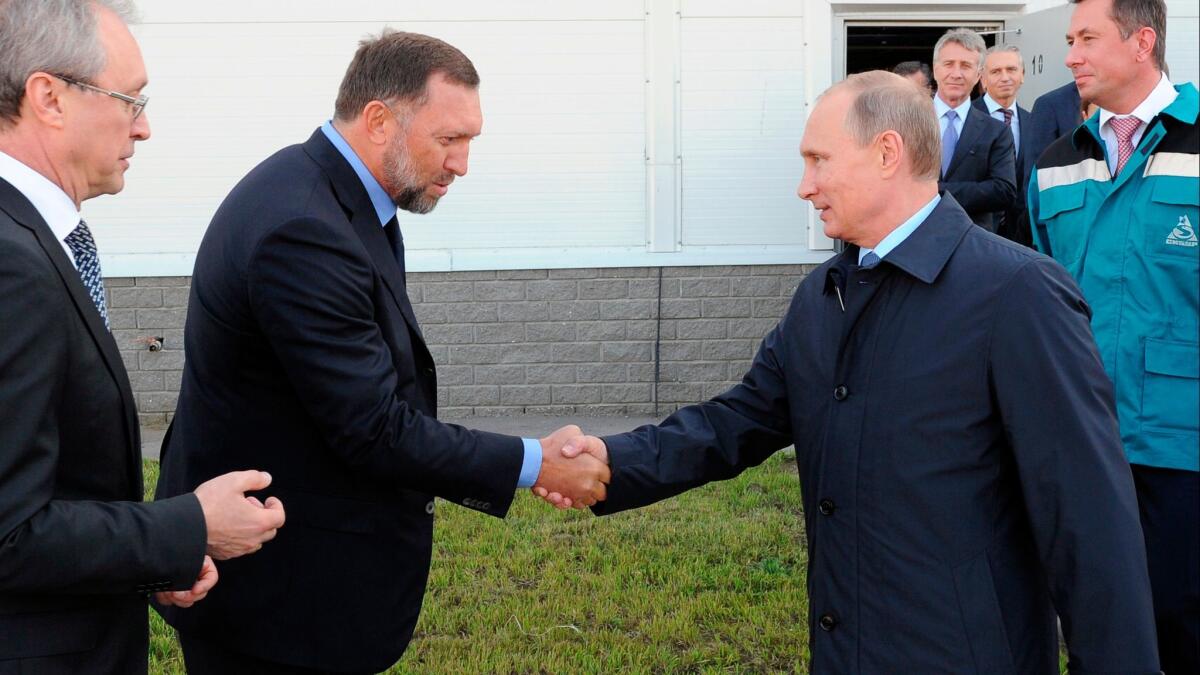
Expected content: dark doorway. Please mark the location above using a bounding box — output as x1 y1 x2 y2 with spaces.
846 24 998 97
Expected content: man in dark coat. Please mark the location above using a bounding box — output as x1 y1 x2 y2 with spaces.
974 45 1035 245
155 30 609 674
543 71 1160 674
931 28 1017 232
0 2 286 673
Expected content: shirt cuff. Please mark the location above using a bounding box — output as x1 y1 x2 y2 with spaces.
516 437 542 488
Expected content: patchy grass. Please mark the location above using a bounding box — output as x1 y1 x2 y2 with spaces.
144 455 1069 674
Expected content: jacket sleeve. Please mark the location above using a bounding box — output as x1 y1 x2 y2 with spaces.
942 124 1018 213
246 216 523 518
1026 169 1052 255
0 245 206 595
593 304 796 514
988 258 1160 675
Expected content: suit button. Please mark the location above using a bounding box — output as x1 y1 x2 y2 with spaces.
425 500 435 515
818 499 835 515
833 385 848 401
424 367 435 376
819 614 838 632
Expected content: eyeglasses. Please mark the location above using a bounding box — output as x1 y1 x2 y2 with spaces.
53 74 148 120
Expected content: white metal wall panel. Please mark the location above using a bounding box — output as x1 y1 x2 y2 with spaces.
84 2 649 273
1165 0 1199 86
679 17 807 247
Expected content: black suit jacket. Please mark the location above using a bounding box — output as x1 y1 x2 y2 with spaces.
0 178 206 673
155 129 525 673
940 104 1018 231
1026 81 1083 183
593 194 1158 674
972 97 1034 245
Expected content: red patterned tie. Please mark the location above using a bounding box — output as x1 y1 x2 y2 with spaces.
1110 116 1143 177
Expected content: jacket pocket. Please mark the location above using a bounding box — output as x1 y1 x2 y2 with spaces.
1142 338 1200 435
0 608 101 659
1037 186 1088 265
951 552 1017 675
1142 181 1199 263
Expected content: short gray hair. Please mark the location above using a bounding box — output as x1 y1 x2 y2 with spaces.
830 70 941 182
0 0 138 128
933 28 986 70
334 29 479 123
984 44 1025 71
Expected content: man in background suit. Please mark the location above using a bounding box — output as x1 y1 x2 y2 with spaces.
0 1 285 673
545 70 1159 675
156 30 610 674
974 45 1034 245
932 28 1017 231
1026 80 1085 181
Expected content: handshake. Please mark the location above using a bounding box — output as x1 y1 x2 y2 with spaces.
530 425 611 510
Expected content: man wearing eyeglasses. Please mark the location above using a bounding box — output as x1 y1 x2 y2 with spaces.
0 2 286 673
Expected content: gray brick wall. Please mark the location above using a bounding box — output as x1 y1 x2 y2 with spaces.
107 264 815 427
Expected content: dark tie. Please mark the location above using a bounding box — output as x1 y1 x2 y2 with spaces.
860 251 881 269
941 110 959 177
1000 108 1013 126
63 219 109 330
382 216 405 278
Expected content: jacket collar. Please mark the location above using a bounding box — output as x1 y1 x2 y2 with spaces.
823 191 972 295
1074 81 1198 149
299 129 426 345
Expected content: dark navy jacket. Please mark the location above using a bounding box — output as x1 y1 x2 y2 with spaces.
939 106 1017 232
596 194 1159 674
156 130 524 672
1027 81 1083 182
972 96 1034 246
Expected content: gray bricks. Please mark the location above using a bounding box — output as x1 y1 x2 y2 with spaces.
111 262 813 424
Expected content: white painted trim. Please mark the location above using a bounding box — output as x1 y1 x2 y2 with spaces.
645 0 683 252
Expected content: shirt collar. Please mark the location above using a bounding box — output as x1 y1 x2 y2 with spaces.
858 194 941 264
320 121 398 226
0 149 81 243
1099 73 1177 131
934 94 973 121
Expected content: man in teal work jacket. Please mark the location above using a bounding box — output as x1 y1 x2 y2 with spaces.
1029 1 1198 671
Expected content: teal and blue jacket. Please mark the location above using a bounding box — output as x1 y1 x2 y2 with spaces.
1029 82 1199 472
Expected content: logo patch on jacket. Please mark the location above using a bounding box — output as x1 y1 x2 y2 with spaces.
1166 215 1198 247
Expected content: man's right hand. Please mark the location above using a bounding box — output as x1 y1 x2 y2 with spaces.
193 471 286 560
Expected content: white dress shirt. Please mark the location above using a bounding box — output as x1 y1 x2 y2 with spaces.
1098 73 1178 174
0 150 82 269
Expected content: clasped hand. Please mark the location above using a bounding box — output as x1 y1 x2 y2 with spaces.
531 425 610 509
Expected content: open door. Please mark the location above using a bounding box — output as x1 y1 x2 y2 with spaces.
1002 3 1074 108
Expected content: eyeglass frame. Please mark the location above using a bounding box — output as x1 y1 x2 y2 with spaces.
52 74 148 120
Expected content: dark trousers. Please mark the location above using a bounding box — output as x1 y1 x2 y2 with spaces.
180 632 373 675
1132 464 1200 675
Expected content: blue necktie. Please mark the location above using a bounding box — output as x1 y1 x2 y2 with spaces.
941 109 959 177
860 251 882 269
64 219 110 330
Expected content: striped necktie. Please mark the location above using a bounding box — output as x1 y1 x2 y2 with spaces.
63 218 110 329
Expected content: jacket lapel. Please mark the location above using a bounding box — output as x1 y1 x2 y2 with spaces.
301 130 428 347
947 107 986 177
0 178 142 492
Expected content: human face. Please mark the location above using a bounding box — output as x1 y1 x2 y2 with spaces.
904 71 933 97
1065 0 1145 111
933 42 981 108
982 51 1024 106
382 74 482 214
63 6 150 203
797 91 886 245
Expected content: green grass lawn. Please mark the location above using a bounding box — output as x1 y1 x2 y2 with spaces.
144 455 1069 674
143 453 810 674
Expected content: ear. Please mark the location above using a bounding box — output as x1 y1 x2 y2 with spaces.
1133 27 1157 65
877 130 905 178
362 100 394 146
23 72 68 130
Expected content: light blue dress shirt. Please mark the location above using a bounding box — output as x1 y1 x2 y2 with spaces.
934 96 971 139
981 94 1020 154
858 194 941 264
320 121 543 488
